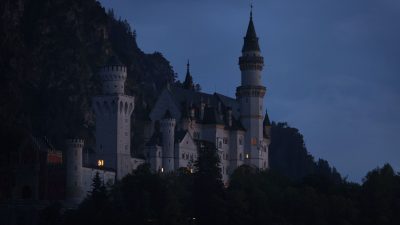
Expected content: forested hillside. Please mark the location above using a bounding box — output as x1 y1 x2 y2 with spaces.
0 0 175 153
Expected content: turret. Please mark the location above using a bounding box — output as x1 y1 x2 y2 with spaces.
93 57 135 180
263 109 271 140
99 56 127 95
160 110 176 172
65 139 84 204
236 7 267 169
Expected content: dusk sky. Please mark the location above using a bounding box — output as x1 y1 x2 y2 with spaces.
98 0 400 182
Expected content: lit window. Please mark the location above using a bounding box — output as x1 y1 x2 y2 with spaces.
251 138 257 146
161 167 164 173
97 159 104 167
245 154 249 159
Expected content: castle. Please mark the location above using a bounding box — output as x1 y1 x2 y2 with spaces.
65 10 271 204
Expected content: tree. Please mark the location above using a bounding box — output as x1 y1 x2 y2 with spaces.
193 141 227 225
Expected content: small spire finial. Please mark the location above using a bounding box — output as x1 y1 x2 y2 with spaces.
187 59 190 73
250 1 253 19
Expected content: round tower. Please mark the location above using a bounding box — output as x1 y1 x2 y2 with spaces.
65 139 84 204
93 56 135 180
99 56 127 95
236 8 267 169
160 110 176 172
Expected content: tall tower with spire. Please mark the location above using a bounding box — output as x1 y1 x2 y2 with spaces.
236 7 268 169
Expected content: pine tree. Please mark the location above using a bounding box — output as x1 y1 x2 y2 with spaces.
193 141 227 225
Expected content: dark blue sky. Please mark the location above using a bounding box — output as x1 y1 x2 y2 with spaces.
98 0 400 182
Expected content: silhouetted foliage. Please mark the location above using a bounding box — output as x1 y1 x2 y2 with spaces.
269 122 342 183
59 163 400 225
193 142 227 225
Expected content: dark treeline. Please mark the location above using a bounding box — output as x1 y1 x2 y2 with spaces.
39 143 400 225
269 122 342 183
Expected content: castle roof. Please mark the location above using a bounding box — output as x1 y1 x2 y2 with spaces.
151 85 245 131
163 110 173 119
263 109 271 126
175 130 189 143
242 10 261 52
183 60 195 90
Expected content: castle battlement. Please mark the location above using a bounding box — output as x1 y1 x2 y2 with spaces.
99 64 127 95
66 139 84 148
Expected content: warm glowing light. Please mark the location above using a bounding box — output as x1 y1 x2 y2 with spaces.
97 159 104 167
190 168 193 173
161 167 164 173
245 154 249 159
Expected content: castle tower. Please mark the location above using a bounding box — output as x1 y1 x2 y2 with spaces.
160 110 176 172
93 56 135 179
65 139 84 204
236 8 267 168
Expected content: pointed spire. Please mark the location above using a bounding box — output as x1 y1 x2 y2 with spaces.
250 2 253 19
242 4 260 53
186 59 190 76
183 59 194 90
263 109 271 126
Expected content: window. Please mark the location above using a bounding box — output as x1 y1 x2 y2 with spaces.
245 153 249 159
223 137 228 144
97 159 104 167
239 137 243 145
182 153 185 159
239 153 243 160
251 138 257 146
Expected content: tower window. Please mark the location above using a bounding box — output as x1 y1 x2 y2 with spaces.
251 138 257 146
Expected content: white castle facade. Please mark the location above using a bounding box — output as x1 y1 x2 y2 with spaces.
65 12 271 204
